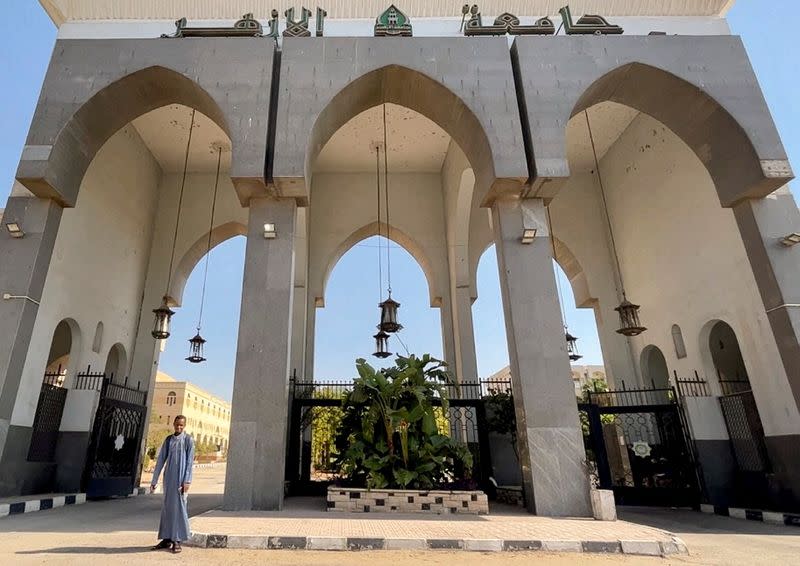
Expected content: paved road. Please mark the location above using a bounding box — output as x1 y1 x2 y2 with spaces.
0 465 797 565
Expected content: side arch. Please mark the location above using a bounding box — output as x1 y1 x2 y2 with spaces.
169 221 247 307
319 221 439 308
19 65 230 208
570 62 782 206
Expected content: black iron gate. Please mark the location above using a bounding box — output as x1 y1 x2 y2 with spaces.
27 369 69 462
286 378 499 496
579 385 700 507
83 376 148 498
718 389 771 507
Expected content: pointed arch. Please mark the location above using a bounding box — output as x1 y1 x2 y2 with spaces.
19 65 231 207
169 221 247 307
320 221 438 308
571 62 789 206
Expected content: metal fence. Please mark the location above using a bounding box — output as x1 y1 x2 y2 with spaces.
718 390 770 473
27 371 69 462
674 370 711 398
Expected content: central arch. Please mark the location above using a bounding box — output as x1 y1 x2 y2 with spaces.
306 65 498 204
320 221 438 308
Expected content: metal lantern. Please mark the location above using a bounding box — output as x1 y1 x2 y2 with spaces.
373 330 392 359
186 332 207 364
615 299 647 337
566 331 582 362
379 296 402 333
151 297 175 339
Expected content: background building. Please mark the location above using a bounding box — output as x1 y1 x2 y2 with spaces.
149 371 231 452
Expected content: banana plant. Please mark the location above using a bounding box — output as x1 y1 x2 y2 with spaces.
334 354 473 490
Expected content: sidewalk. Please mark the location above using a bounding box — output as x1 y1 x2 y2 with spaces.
190 498 686 556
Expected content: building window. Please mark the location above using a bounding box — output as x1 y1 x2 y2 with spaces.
672 324 687 359
166 391 177 406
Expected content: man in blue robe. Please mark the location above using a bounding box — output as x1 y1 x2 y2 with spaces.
150 415 194 553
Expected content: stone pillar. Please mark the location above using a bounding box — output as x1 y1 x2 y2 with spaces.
491 196 591 517
439 295 457 373
224 198 296 511
304 296 317 381
0 196 62 495
453 286 479 383
732 188 800 505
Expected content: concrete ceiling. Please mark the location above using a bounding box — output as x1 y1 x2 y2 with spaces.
41 1 735 25
315 104 451 173
129 101 637 177
567 102 640 172
132 105 231 173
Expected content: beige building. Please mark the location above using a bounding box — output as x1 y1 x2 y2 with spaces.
488 365 607 398
151 371 231 451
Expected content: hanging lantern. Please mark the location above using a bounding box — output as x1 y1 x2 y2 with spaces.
373 330 392 359
379 296 402 333
615 299 647 337
151 297 174 340
566 331 582 362
186 332 207 364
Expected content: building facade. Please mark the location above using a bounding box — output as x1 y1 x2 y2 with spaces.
0 1 798 516
150 372 231 451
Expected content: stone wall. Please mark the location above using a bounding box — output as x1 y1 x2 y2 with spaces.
327 487 488 514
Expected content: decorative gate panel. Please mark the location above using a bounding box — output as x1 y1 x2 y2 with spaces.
27 372 69 462
579 386 700 507
83 380 147 498
718 391 770 473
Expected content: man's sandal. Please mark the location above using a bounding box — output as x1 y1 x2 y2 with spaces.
172 542 182 554
151 539 171 550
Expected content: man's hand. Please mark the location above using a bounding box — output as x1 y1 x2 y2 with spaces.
181 482 191 494
150 484 156 493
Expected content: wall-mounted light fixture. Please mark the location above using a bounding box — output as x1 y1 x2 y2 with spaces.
520 228 537 244
780 232 800 247
2 293 40 305
5 222 24 238
263 223 277 239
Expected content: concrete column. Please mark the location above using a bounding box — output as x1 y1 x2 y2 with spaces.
732 188 800 505
492 196 591 517
304 296 316 381
0 196 62 494
224 198 296 511
453 286 479 382
439 295 457 374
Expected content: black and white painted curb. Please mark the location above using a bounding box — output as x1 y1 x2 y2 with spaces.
188 532 688 556
0 487 150 518
0 493 87 517
700 503 800 527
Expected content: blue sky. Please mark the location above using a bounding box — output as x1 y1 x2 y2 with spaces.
1 2 797 401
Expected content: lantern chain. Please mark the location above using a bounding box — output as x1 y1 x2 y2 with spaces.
382 103 393 296
197 146 223 332
165 108 196 299
585 109 627 299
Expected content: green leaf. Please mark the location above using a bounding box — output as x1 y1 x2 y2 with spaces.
393 468 418 488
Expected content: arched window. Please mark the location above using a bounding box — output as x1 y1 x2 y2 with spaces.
672 324 687 359
166 391 177 406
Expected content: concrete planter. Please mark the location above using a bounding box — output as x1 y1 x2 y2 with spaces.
327 486 489 514
590 489 617 521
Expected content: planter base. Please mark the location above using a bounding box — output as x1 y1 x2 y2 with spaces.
327 487 488 514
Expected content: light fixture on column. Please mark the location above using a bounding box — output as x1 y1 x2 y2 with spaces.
780 232 800 246
547 206 582 362
263 223 277 239
5 222 24 238
152 108 197 340
520 228 537 244
378 103 403 335
186 142 225 363
585 110 646 337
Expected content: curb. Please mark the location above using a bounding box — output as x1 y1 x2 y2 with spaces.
188 532 688 556
700 504 800 527
0 493 87 518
